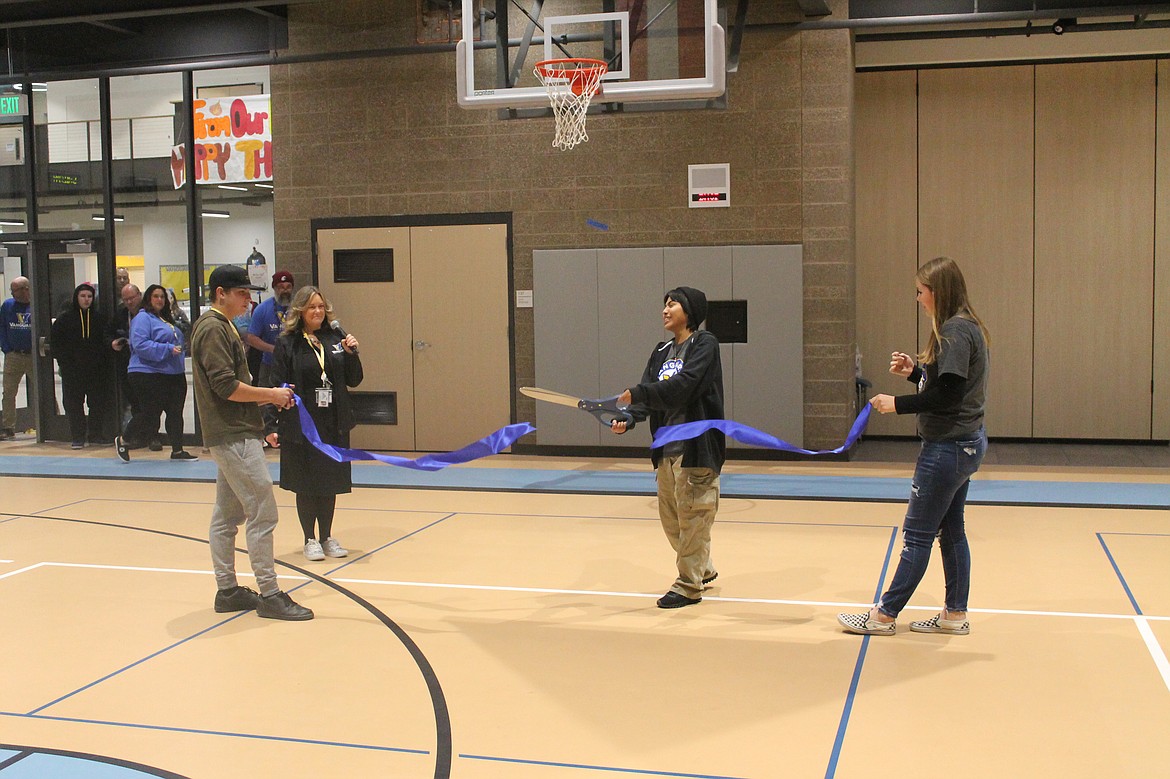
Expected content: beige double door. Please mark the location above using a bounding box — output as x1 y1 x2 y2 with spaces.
316 223 511 452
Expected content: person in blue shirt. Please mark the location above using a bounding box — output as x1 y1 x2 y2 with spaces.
0 276 33 439
117 284 197 461
246 269 294 387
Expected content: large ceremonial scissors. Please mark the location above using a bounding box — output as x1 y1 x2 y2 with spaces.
520 386 633 426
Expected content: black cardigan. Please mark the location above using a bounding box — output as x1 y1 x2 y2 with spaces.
626 329 725 472
268 328 363 445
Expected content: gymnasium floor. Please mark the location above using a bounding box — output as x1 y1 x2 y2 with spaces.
1 438 1167 778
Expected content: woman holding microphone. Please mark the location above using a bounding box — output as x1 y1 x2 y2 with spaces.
124 284 196 461
267 286 363 561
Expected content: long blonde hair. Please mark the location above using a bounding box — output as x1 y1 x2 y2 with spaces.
917 256 990 365
281 285 335 335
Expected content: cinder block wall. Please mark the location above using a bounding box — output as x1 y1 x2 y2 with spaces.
271 1 856 450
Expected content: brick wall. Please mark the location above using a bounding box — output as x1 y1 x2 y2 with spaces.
272 1 856 450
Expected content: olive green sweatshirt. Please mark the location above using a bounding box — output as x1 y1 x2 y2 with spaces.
191 307 262 446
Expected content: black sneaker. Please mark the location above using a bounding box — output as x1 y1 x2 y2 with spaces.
657 591 701 609
170 450 198 461
256 591 314 621
214 585 262 613
114 436 130 463
0 428 15 440
148 439 163 452
702 572 718 585
71 441 84 449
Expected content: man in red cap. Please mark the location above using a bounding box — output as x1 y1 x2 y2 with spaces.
246 269 294 387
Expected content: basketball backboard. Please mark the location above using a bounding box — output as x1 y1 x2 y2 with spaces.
456 0 725 110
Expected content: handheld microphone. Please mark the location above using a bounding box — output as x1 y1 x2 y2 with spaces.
330 320 358 354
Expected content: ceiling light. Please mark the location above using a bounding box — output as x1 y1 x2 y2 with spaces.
91 213 124 222
218 184 248 191
254 183 274 189
202 209 231 218
0 219 24 226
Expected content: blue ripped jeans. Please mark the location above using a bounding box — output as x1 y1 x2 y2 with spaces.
877 428 987 619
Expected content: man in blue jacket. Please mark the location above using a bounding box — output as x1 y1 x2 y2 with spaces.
610 286 725 609
245 269 294 387
0 276 33 439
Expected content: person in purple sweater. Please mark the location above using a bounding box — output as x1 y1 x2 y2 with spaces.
117 284 197 461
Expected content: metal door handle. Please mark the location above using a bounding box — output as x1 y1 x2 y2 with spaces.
38 336 49 358
414 340 430 351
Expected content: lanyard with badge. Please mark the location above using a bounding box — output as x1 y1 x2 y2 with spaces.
304 332 332 407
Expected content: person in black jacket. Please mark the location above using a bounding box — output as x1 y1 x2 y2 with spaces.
610 286 725 609
51 282 111 448
266 285 363 561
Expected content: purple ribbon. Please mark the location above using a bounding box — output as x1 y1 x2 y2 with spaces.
291 395 535 471
651 404 872 456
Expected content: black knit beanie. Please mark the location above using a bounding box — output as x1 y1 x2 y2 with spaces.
665 286 708 330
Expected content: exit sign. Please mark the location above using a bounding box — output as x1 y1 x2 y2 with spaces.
0 94 28 117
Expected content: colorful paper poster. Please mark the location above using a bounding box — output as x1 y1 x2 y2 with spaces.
170 95 272 189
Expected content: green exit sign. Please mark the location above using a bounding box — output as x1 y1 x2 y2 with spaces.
0 94 28 116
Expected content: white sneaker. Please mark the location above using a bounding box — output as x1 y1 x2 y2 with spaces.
322 537 348 558
303 538 325 561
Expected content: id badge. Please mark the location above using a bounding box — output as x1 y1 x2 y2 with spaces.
316 387 333 407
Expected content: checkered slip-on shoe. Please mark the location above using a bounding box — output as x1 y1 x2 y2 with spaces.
837 611 896 636
909 613 970 635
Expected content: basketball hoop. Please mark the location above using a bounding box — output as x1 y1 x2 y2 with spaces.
534 58 608 151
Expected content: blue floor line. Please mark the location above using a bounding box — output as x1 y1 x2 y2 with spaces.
824 526 900 779
1 455 1166 506
0 712 429 756
1096 533 1144 615
457 753 749 778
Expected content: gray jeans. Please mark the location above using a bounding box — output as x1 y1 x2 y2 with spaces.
208 437 280 596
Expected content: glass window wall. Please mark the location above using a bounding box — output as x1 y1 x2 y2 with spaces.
35 79 105 232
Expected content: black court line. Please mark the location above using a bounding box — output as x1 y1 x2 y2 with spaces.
4 511 453 779
0 750 32 770
0 742 188 777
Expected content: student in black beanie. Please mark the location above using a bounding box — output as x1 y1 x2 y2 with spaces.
609 285 725 608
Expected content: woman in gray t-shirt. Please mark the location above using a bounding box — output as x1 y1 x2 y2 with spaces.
839 256 990 637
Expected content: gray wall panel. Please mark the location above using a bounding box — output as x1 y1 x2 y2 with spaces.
598 248 664 448
733 244 804 447
533 249 601 446
534 244 804 451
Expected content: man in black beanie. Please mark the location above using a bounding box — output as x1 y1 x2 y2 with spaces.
610 286 725 608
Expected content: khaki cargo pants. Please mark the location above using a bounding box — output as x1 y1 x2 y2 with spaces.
656 455 719 599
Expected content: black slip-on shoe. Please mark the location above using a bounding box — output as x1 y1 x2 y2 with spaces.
657 591 701 609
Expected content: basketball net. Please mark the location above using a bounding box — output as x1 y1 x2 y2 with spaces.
534 59 608 151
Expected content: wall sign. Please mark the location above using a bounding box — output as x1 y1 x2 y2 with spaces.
170 94 272 188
